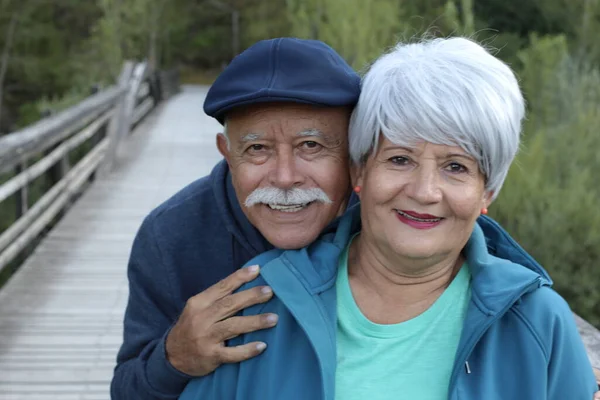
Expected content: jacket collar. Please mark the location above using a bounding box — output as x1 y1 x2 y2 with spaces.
464 221 550 315
277 203 361 294
277 207 551 309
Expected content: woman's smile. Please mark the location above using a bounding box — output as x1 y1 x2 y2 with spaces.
395 209 444 229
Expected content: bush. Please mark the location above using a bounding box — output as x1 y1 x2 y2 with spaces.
492 35 600 326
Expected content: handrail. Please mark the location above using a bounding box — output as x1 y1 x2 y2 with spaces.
0 61 180 274
0 86 123 174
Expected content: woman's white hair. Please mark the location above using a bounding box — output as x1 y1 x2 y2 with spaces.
349 37 525 199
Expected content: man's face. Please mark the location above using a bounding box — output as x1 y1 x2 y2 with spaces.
218 103 351 249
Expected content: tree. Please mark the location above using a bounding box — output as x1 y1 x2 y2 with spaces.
0 6 19 132
493 36 600 326
286 0 405 70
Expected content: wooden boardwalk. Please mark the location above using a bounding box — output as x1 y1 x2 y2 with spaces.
0 86 222 400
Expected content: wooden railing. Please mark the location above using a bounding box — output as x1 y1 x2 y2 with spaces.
0 61 179 274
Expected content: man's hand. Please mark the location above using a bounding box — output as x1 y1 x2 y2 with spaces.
165 265 278 376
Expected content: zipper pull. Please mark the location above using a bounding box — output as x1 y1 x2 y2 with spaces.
465 361 472 374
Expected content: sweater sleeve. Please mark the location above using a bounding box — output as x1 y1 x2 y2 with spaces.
110 214 193 400
542 290 597 399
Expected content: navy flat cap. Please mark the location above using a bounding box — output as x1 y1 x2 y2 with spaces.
203 37 361 124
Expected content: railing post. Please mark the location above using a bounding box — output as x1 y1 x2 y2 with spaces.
120 62 149 140
14 161 28 219
150 71 163 103
98 61 135 176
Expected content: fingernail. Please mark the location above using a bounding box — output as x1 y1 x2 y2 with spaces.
266 314 278 325
256 342 267 351
247 265 259 274
261 286 272 295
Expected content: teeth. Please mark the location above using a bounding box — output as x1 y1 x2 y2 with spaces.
268 203 308 212
397 210 441 223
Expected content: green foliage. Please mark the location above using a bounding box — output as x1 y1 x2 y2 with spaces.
517 34 570 130
493 38 600 325
17 89 88 127
285 0 405 70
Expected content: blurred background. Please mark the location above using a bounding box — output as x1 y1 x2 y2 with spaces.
0 0 599 328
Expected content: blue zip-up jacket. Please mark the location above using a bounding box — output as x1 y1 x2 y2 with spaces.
111 160 353 399
180 204 597 400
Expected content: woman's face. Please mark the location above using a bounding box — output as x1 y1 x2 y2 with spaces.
353 138 493 268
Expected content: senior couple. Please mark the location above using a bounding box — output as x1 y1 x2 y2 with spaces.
112 37 599 399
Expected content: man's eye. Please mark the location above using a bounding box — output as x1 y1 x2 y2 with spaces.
446 162 467 173
247 144 265 152
389 156 409 165
300 141 322 152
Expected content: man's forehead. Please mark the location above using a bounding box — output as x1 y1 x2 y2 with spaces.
226 103 349 138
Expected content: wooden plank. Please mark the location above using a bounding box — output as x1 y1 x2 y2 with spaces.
131 97 154 126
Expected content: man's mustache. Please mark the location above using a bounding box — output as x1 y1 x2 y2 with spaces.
244 187 332 207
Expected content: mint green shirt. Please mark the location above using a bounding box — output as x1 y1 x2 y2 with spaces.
335 238 471 400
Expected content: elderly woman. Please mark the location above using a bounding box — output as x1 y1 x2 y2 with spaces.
179 37 597 399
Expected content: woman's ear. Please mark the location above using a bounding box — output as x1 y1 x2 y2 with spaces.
483 190 495 209
350 161 365 190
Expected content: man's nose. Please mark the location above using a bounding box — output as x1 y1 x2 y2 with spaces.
406 166 443 204
269 147 304 189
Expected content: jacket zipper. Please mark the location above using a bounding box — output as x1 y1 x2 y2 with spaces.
448 277 542 394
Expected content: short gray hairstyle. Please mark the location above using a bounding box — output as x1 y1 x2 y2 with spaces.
348 37 525 199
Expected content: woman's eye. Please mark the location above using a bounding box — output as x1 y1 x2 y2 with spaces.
446 162 467 173
389 156 409 165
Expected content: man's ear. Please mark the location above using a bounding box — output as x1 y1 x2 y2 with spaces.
216 134 231 164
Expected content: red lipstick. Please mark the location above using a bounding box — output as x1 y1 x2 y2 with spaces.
395 210 443 230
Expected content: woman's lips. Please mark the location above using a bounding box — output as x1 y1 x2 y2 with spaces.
395 210 443 229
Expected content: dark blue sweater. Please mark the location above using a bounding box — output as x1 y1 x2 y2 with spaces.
110 160 272 399
110 160 347 399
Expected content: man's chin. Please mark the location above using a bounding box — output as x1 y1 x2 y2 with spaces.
248 203 335 249
267 233 318 250
261 223 322 249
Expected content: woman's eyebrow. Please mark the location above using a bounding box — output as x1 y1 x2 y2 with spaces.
381 145 413 153
445 152 476 162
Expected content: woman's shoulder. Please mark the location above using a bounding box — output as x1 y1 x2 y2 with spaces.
513 285 575 324
510 286 581 354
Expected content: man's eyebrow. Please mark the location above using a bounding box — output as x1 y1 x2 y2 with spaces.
240 133 263 142
297 128 342 146
297 128 323 138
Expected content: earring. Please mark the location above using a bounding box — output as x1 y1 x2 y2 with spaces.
353 186 361 193
481 208 488 215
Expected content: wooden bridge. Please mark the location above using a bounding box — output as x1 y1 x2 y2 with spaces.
0 63 598 399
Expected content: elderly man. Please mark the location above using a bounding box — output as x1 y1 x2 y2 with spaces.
110 38 360 400
111 37 600 400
